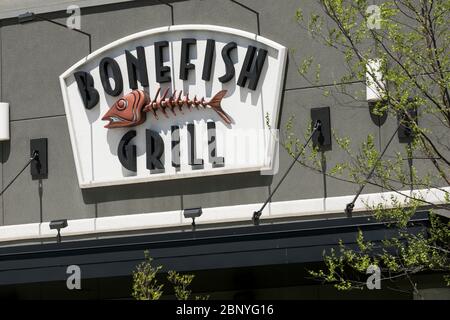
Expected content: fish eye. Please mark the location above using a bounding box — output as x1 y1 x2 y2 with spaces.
116 99 128 111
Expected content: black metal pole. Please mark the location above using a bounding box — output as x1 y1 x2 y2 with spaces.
345 126 400 216
253 121 321 224
0 151 39 197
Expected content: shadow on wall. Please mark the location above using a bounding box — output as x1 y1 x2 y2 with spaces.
0 0 188 26
81 171 273 204
0 141 11 163
276 56 289 130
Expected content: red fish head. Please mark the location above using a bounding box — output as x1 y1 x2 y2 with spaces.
102 90 148 128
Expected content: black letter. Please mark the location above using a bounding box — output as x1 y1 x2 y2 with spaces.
146 129 165 171
202 39 215 81
218 42 237 83
118 130 137 172
155 41 171 83
179 38 196 80
187 123 204 169
74 71 99 109
125 46 149 89
171 126 180 170
207 122 224 167
237 46 267 90
99 57 123 96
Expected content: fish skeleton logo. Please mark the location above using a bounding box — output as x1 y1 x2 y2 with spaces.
102 88 231 128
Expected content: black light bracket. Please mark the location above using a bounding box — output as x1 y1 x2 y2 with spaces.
18 12 35 23
345 203 355 217
30 138 48 180
31 150 39 160
398 103 418 143
49 219 68 243
183 207 202 230
252 211 262 225
311 107 332 151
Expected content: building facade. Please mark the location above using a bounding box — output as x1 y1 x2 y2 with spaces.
0 0 448 299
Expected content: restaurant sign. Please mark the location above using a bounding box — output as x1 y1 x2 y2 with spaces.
60 25 286 188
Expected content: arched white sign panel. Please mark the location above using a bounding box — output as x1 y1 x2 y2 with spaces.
60 25 287 188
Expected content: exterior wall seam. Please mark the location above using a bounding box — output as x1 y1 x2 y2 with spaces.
10 114 66 122
229 0 260 35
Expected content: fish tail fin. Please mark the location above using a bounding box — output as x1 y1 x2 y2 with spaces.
207 90 231 124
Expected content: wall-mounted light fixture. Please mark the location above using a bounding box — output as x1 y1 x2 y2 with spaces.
311 107 332 151
398 99 418 143
366 59 385 103
0 102 10 141
183 207 202 229
49 219 68 243
30 138 48 179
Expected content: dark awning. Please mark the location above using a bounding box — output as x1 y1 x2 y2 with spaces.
0 212 429 286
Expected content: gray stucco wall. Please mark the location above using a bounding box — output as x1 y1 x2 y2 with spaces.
0 0 444 226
